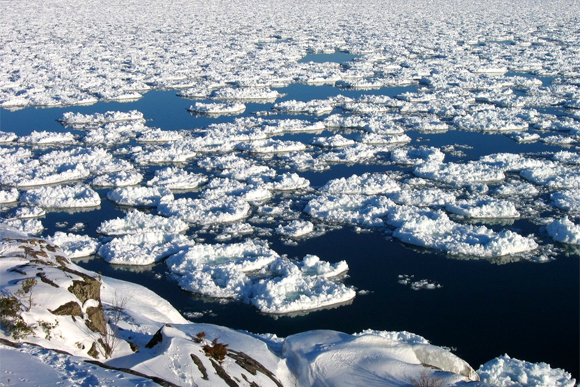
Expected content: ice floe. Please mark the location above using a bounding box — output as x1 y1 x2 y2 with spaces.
166 240 354 313
47 232 99 258
97 209 189 236
146 167 208 190
320 172 400 195
20 185 101 209
158 196 251 225
98 232 191 265
546 217 580 245
388 207 538 258
107 186 173 207
445 196 520 219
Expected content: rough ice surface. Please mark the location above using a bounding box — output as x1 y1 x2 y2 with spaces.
47 232 99 258
478 355 576 387
146 167 208 190
551 190 580 213
276 220 315 238
97 209 189 236
158 196 251 225
388 207 538 258
445 196 520 219
546 217 580 245
20 185 101 209
0 188 19 204
320 173 400 195
98 232 191 265
107 186 174 207
166 240 354 313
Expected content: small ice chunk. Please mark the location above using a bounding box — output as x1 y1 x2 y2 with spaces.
48 232 99 258
188 102 246 115
311 134 355 148
20 185 101 208
107 186 173 207
97 209 189 236
546 217 580 245
276 220 314 238
445 196 520 218
398 274 442 290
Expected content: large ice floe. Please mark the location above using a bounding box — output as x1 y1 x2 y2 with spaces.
166 239 354 314
1 0 579 382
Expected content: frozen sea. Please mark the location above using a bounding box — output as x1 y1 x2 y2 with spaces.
1 0 579 381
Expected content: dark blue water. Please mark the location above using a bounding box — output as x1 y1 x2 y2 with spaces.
1 62 578 379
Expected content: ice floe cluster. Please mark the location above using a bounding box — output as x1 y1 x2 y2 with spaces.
1 0 580 318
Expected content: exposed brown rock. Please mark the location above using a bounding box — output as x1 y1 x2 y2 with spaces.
49 301 83 318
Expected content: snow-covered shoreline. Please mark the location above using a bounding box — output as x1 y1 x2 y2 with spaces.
0 225 575 387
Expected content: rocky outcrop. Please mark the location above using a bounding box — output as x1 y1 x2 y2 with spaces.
49 301 83 318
